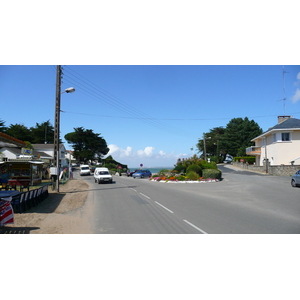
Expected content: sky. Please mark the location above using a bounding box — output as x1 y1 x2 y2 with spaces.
1 65 300 168
1 1 299 168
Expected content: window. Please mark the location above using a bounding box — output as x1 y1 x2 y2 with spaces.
281 132 290 141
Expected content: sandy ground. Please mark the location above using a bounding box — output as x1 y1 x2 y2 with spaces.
0 179 93 234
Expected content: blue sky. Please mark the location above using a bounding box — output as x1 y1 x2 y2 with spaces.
1 2 299 168
1 65 300 168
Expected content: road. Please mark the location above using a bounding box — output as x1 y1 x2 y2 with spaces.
74 165 300 234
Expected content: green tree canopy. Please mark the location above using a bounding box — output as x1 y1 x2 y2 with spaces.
197 127 226 162
197 118 263 160
65 127 109 163
220 117 262 157
30 120 55 144
5 123 33 142
0 119 7 132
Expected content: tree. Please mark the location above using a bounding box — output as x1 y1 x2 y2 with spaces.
0 119 7 132
5 123 33 142
220 117 262 157
30 120 55 144
196 127 226 162
65 127 109 163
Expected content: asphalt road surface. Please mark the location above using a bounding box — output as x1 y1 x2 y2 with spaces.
75 166 300 234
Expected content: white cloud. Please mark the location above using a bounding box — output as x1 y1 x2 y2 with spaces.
158 150 166 156
137 146 155 157
105 144 132 157
104 144 191 167
291 88 300 103
291 73 300 103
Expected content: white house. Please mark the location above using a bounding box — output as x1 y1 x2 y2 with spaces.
32 144 68 167
0 147 51 161
246 116 300 166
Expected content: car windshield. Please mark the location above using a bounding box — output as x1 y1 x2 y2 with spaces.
81 167 89 170
100 171 109 175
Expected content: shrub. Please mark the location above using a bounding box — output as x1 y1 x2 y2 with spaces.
186 171 199 181
173 164 185 174
186 164 202 176
200 160 217 170
177 175 187 181
158 169 169 176
234 156 256 164
202 169 222 179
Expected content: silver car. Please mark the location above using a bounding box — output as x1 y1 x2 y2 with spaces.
291 170 300 187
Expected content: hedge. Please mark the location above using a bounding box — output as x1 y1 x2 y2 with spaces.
202 169 222 179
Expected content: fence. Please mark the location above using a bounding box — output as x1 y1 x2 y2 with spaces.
10 185 49 214
232 162 300 176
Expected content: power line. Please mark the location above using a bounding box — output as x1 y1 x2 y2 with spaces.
61 110 300 121
62 66 189 136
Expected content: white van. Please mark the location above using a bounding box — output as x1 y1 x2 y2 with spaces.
80 165 91 176
94 167 113 184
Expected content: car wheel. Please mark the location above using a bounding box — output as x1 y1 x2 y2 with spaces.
141 175 144 178
291 180 297 187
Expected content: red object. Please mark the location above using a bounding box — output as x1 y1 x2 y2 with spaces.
0 198 14 226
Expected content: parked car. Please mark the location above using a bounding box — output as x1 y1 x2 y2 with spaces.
80 165 90 176
94 167 113 184
291 170 300 187
127 169 138 177
132 170 152 178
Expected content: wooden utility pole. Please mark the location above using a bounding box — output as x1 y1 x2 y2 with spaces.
53 65 62 192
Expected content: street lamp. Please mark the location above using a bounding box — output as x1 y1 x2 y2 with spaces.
52 65 75 192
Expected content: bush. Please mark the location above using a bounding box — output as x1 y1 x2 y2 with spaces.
234 156 256 164
200 160 217 169
158 169 170 176
202 169 222 179
186 171 199 180
173 164 185 174
186 164 202 176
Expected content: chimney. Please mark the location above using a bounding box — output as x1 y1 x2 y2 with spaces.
278 115 291 124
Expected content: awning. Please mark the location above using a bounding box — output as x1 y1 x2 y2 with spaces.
28 161 44 164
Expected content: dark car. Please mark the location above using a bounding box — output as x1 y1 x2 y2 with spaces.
291 170 300 187
132 170 152 179
127 169 138 177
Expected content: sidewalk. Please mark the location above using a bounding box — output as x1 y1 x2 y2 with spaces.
0 179 92 234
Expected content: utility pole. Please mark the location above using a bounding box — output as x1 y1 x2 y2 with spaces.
53 65 62 192
203 133 207 161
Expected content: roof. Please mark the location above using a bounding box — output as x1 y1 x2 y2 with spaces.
33 144 66 151
252 117 300 141
0 132 26 147
266 118 300 132
1 147 51 158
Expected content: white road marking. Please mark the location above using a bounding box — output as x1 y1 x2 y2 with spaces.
155 201 174 213
140 193 151 199
183 220 208 234
130 188 137 192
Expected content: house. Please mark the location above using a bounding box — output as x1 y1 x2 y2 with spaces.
32 144 68 167
246 116 300 166
1 147 51 161
0 133 49 184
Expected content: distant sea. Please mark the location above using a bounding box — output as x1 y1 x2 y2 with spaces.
129 167 174 174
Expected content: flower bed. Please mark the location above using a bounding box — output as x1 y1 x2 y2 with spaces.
150 175 218 183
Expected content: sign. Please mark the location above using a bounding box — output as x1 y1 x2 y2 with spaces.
140 164 143 167
21 148 33 155
117 166 122 169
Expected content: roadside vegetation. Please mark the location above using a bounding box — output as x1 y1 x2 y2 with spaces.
151 156 222 182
